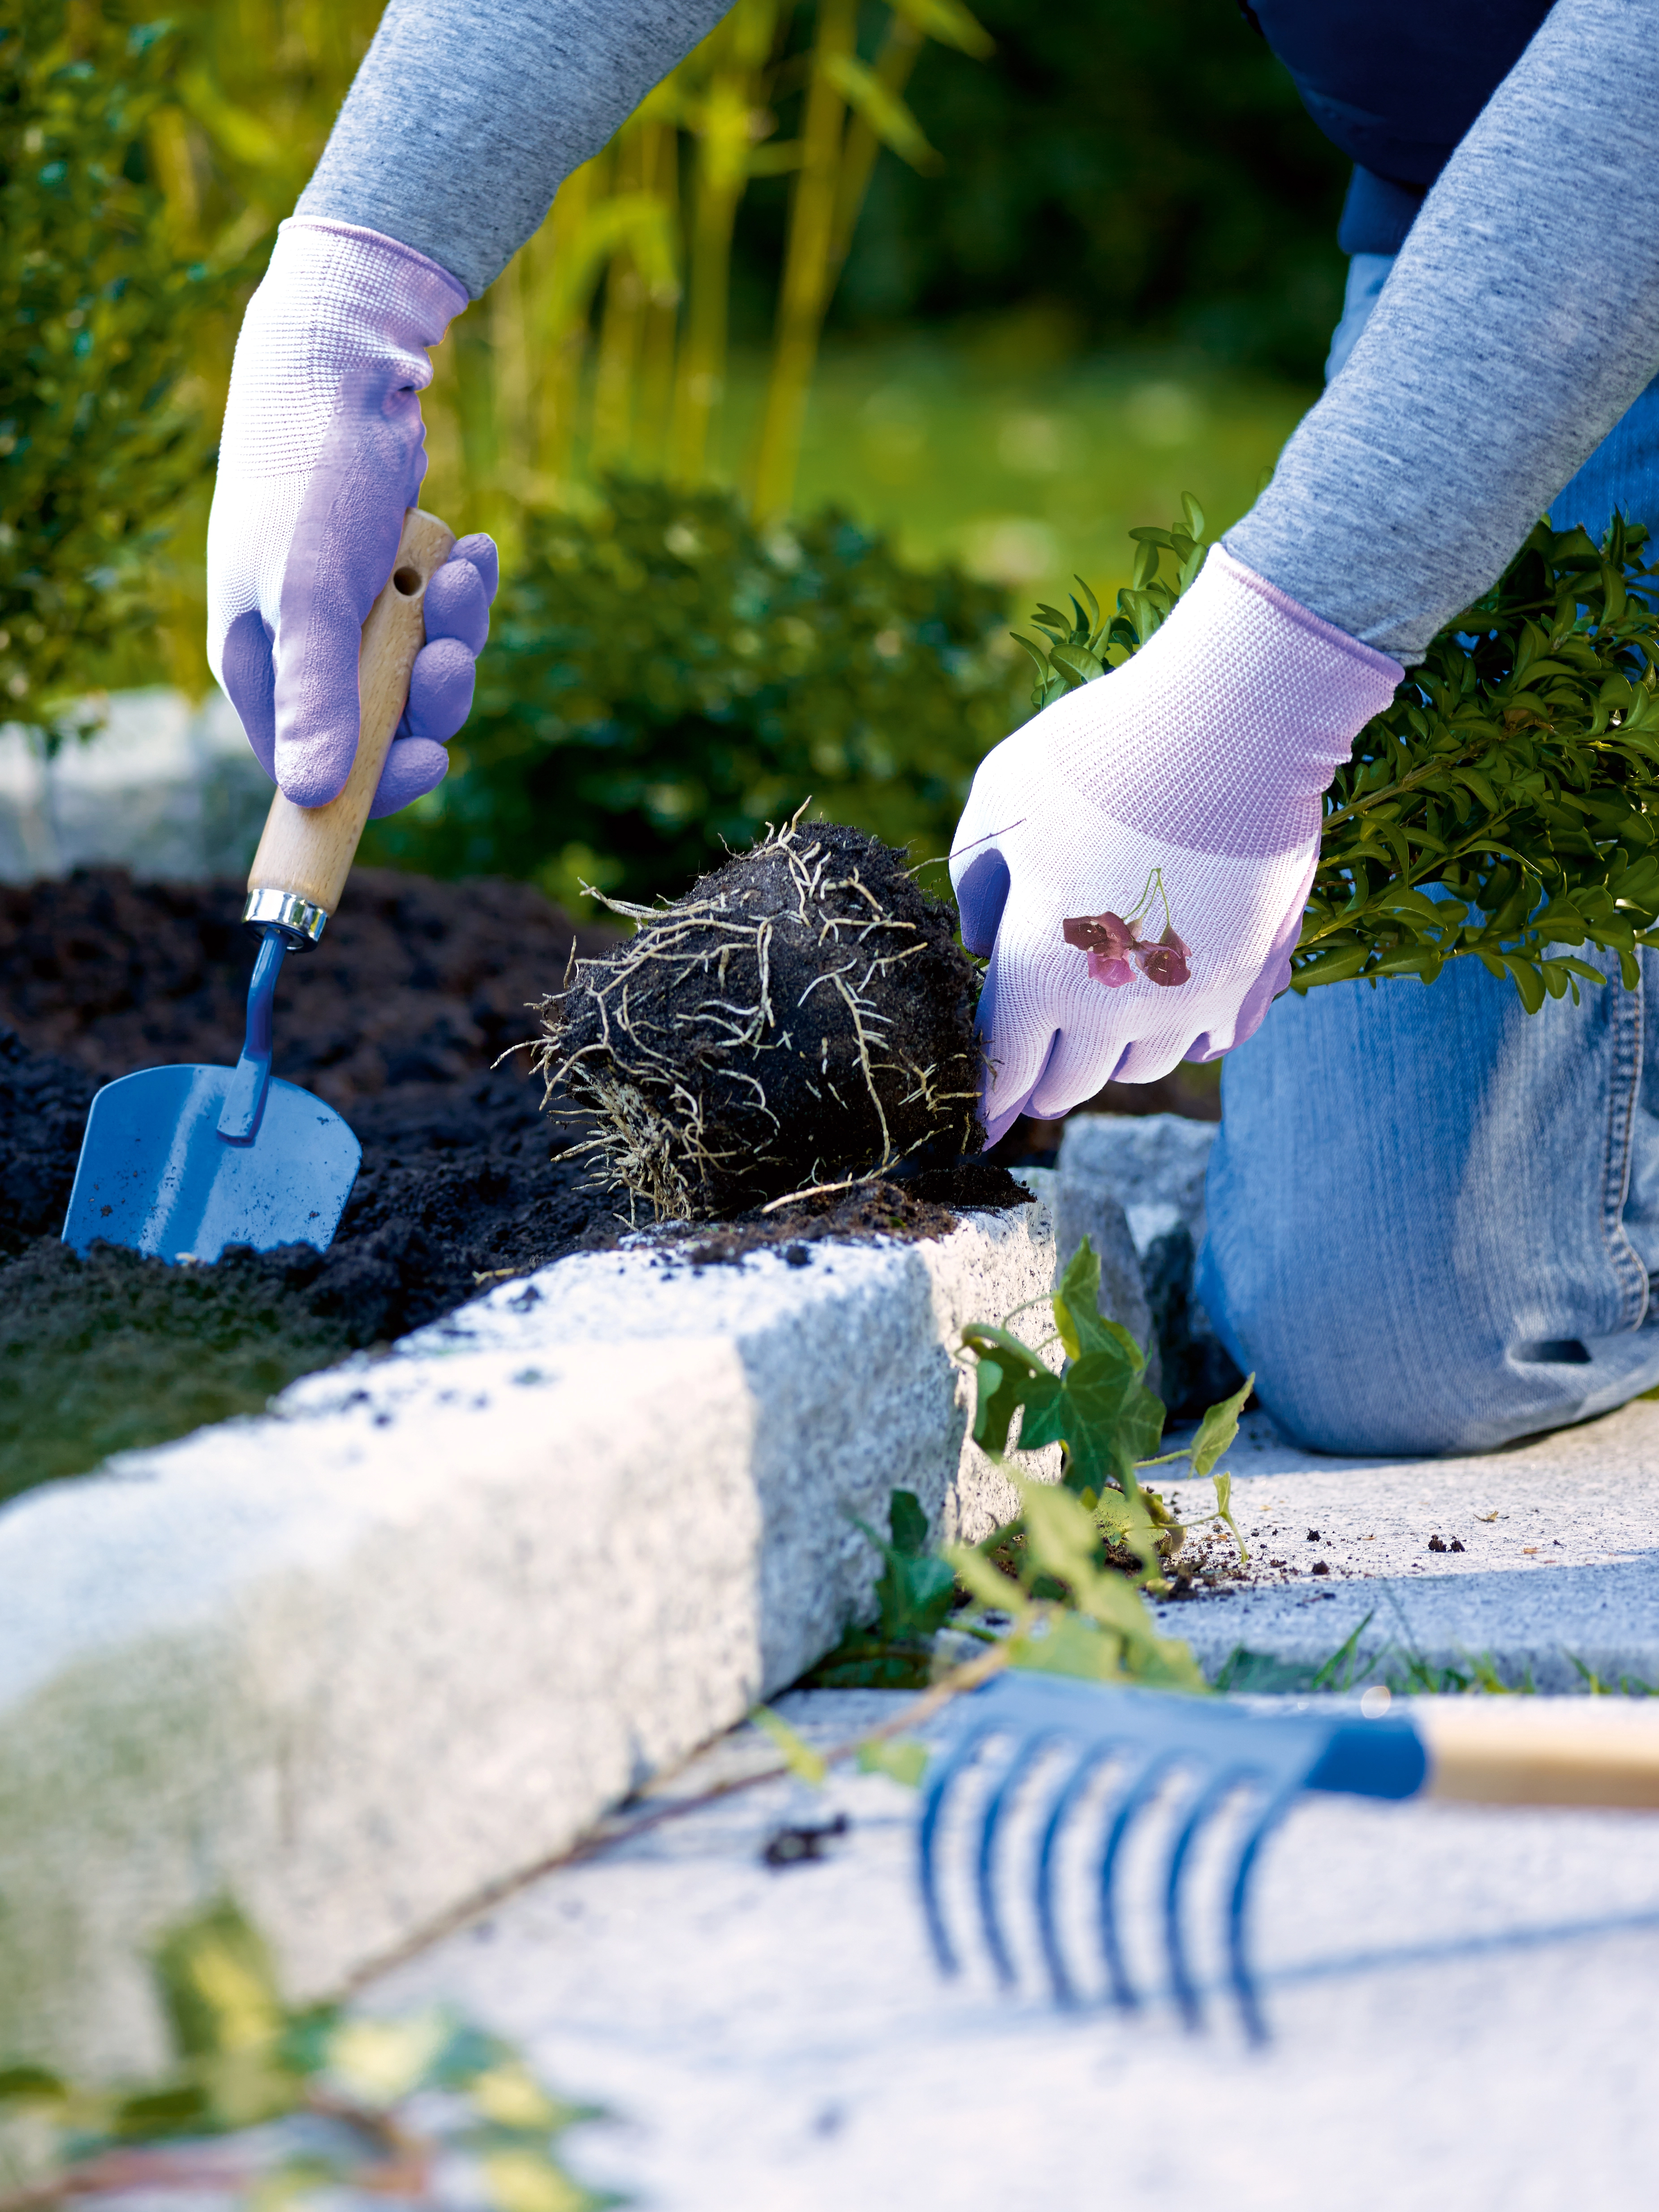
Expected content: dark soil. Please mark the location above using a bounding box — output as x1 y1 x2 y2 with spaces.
0 865 1024 1500
540 823 983 1217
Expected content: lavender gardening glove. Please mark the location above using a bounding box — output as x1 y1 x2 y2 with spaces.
951 545 1402 1146
207 216 497 818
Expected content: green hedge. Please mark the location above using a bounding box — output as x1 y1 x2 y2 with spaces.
0 6 228 732
362 479 1023 907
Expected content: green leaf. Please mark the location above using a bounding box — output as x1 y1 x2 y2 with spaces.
0 2065 70 2107
1211 1468 1248 1567
851 1494 957 1641
480 2144 592 2212
749 1705 828 1786
961 1323 1063 1454
1048 641 1104 686
948 1540 1029 1616
888 0 997 57
856 1737 930 1787
151 1901 285 2063
1011 1608 1128 1682
821 54 941 172
1187 1372 1254 1480
888 1487 929 1557
1054 1237 1145 1363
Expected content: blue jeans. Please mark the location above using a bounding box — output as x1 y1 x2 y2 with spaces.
1197 266 1659 1454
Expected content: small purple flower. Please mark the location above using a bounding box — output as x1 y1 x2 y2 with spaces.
1140 927 1191 988
1063 898 1191 991
1062 911 1133 956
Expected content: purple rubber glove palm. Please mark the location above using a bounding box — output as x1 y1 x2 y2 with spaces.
207 216 496 818
950 546 1402 1145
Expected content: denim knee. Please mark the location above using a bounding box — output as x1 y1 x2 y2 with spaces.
1195 954 1659 1456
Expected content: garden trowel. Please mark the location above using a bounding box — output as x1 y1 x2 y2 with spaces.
61 508 456 1265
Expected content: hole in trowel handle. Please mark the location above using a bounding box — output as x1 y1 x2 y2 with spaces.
392 564 422 596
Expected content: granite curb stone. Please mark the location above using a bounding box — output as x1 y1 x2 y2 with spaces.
0 1191 1060 2075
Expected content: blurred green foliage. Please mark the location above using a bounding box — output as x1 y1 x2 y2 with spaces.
362 477 1021 906
741 0 1350 378
0 5 231 733
0 1898 606 2212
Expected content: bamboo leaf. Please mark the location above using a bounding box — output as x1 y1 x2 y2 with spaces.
888 0 997 58
821 53 941 171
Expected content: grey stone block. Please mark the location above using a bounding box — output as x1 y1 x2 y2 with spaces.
1058 1110 1218 1241
1059 1115 1239 1414
0 1199 1060 2075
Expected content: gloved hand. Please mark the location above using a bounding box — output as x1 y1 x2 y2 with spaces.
207 216 497 819
951 545 1401 1145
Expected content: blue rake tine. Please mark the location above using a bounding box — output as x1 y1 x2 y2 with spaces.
918 1725 1002 1975
974 1729 1071 1989
1162 1765 1253 2032
1225 1779 1305 2047
1098 1752 1177 2011
1034 1744 1123 2008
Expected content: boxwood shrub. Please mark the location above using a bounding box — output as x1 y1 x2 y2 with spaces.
360 478 1022 907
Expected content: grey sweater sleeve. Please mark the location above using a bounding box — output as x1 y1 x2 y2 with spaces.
296 0 730 298
1227 0 1659 665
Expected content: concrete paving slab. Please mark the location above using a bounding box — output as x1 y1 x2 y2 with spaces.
0 688 269 883
367 1687 1659 2212
1151 1399 1659 1689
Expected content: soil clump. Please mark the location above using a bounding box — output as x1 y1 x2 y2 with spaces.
537 822 983 1218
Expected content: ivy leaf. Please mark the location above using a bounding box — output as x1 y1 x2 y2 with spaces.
1052 1237 1144 1363
852 1491 956 1640
1212 1467 1249 1567
948 1540 1030 1617
961 1324 1062 1453
1188 1372 1254 1480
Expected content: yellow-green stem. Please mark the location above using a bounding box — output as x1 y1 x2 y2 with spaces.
750 0 856 523
825 13 922 283
670 75 752 483
633 117 682 474
591 125 651 466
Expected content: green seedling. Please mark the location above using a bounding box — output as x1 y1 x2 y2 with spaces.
805 1488 959 1689
960 1237 1250 1587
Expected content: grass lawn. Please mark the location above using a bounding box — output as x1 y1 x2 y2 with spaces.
714 332 1319 621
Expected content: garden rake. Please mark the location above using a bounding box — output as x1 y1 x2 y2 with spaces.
918 1671 1659 2041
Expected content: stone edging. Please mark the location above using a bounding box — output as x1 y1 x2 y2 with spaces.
0 1184 1060 2074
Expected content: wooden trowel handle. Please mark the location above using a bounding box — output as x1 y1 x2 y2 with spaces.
244 506 457 944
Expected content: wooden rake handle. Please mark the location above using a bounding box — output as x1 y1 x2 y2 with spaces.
1419 1701 1659 1811
245 506 456 936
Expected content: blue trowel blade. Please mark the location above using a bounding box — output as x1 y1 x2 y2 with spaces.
62 1065 362 1263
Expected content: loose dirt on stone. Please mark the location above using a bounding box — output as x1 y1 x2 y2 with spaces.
0 866 1021 1500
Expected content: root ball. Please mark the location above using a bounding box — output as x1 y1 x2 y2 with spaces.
535 821 984 1218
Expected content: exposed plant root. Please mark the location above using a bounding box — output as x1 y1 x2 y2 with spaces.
534 819 984 1218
